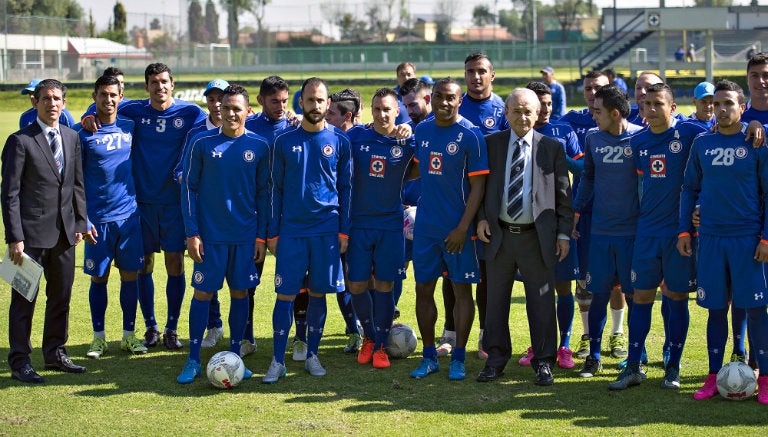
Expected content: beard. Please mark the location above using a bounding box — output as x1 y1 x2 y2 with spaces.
304 110 325 124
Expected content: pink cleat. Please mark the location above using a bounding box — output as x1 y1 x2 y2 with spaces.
557 346 575 369
693 374 718 400
518 347 534 366
758 375 768 405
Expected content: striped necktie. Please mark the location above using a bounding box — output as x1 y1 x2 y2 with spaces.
506 138 525 220
49 129 64 174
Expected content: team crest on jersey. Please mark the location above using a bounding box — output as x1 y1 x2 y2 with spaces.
274 274 283 287
429 151 443 175
484 117 495 129
173 117 184 129
193 271 204 284
85 259 95 271
369 155 386 178
631 270 636 282
623 146 633 157
697 286 705 301
122 133 131 142
446 142 459 155
650 154 666 178
390 145 403 158
669 140 682 153
735 147 749 159
243 150 255 162
322 144 334 157
585 272 592 285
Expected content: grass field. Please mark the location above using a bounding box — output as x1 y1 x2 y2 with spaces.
0 84 763 437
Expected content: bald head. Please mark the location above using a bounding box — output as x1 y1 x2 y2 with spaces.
505 88 541 137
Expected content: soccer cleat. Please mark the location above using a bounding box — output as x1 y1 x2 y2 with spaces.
618 349 649 370
163 329 183 350
578 356 602 378
661 366 681 389
436 337 455 357
372 347 390 369
730 353 747 364
262 358 287 384
201 327 224 348
518 347 534 366
242 366 252 380
410 357 440 379
448 360 466 381
240 341 257 358
357 338 375 364
608 365 644 390
176 358 201 384
143 327 160 347
477 330 488 360
121 334 148 355
557 347 575 369
304 354 326 377
574 334 590 359
87 337 108 359
757 376 768 405
609 332 628 359
292 338 308 361
343 333 362 353
693 374 719 400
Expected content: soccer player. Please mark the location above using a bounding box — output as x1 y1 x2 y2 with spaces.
608 83 704 390
399 78 433 128
743 52 768 124
573 85 643 378
19 78 75 129
77 75 147 359
177 84 270 384
628 71 663 125
81 67 132 119
540 66 566 119
409 77 489 381
327 89 360 133
262 77 352 383
346 88 416 369
393 62 415 124
687 82 715 130
677 80 768 404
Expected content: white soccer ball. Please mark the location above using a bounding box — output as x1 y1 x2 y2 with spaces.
716 361 757 400
403 206 416 240
207 351 245 389
386 323 418 359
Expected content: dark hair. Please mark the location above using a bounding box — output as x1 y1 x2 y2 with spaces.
300 77 328 97
464 52 491 66
372 87 398 104
747 52 768 74
399 78 431 97
433 77 462 92
330 89 360 117
714 79 746 104
585 70 608 80
259 75 289 97
594 84 630 118
223 84 250 107
396 62 415 74
144 63 172 84
94 75 121 93
646 82 675 102
525 81 551 96
33 78 66 100
604 68 617 79
103 66 124 77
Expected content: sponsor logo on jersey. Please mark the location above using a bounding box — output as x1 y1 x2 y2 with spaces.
390 145 403 158
211 150 222 158
85 259 95 271
420 141 429 148
623 145 633 157
173 117 184 129
274 274 283 287
141 118 151 125
429 151 443 175
735 146 748 159
484 117 495 129
669 140 682 153
292 145 302 153
193 271 204 284
369 155 386 178
446 142 459 155
360 145 370 152
322 144 334 157
243 150 255 162
650 154 666 177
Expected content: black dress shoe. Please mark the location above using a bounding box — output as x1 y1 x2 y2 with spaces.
477 364 505 382
535 362 554 386
11 363 44 383
45 353 86 373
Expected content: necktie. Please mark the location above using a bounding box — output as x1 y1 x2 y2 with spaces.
49 129 63 174
506 138 525 220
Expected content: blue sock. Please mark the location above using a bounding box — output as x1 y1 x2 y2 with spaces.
188 297 210 363
731 306 748 356
373 290 394 349
707 308 729 374
423 344 437 361
337 291 359 335
307 295 328 357
661 294 671 352
746 306 768 372
393 278 403 306
667 298 689 369
244 287 256 343
557 294 574 348
207 291 222 329
627 302 653 363
165 275 185 331
228 296 248 354
588 292 610 361
272 299 293 364
351 292 375 339
452 347 466 363
137 272 156 328
120 279 139 332
89 281 108 332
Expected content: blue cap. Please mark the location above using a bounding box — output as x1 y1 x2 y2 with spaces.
203 78 229 96
420 75 435 85
694 81 714 100
21 78 41 95
540 66 554 75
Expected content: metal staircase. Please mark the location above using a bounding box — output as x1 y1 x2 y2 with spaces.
579 12 654 75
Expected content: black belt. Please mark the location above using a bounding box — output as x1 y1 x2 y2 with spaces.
498 219 535 234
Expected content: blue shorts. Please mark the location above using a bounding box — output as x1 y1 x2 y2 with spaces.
412 232 480 284
576 211 592 280
347 228 404 282
586 234 635 294
273 235 344 295
696 234 768 310
190 242 259 292
555 238 579 282
84 215 144 277
138 202 186 254
632 235 696 293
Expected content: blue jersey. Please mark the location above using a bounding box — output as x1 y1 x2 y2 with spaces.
459 92 509 135
413 116 489 238
118 99 207 205
549 82 567 120
560 108 596 149
685 113 715 131
174 117 218 182
347 125 416 231
742 106 768 124
244 111 291 146
632 120 706 237
269 124 353 239
76 115 137 224
680 129 768 237
20 107 75 130
181 128 270 244
574 123 644 236
535 120 583 160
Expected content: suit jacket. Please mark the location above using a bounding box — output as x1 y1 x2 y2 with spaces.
479 129 573 268
1 121 87 248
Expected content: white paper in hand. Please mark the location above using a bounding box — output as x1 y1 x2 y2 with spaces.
0 248 43 302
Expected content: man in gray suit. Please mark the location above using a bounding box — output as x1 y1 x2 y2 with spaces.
2 79 87 383
475 88 573 386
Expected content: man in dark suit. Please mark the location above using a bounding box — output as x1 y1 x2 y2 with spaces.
2 79 87 383
476 88 573 386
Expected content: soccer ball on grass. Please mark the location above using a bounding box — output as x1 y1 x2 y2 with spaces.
387 323 418 359
716 361 757 400
207 351 245 389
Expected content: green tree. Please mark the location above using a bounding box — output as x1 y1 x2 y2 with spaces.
188 0 205 43
205 0 219 43
552 0 589 42
87 9 96 37
498 9 523 37
113 1 126 33
472 4 496 26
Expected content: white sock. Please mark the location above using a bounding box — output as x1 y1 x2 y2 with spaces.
123 330 134 339
580 310 589 336
611 308 625 334
94 331 106 339
443 330 456 340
